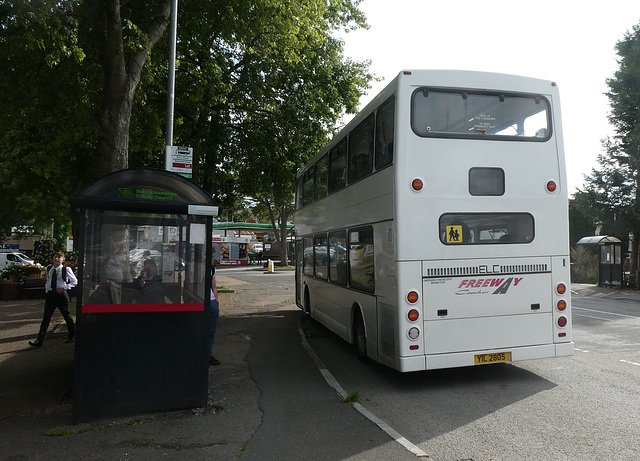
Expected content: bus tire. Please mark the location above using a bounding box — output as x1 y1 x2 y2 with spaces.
302 289 311 320
353 311 369 363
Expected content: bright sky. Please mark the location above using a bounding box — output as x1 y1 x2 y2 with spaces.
338 0 640 195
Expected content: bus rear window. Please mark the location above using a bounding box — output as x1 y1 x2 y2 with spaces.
412 89 551 140
440 213 534 245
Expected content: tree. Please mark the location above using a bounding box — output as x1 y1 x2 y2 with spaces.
1 0 173 238
603 23 640 286
77 0 172 175
578 149 634 233
0 0 93 239
0 0 372 260
165 0 372 263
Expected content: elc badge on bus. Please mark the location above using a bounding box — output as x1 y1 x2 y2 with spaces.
446 225 463 243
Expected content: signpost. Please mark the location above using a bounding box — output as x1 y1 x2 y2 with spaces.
165 145 193 178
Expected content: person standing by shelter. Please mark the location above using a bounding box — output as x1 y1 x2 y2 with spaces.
28 252 77 347
209 248 220 366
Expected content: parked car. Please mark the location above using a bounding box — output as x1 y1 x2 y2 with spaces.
0 252 35 267
129 249 162 276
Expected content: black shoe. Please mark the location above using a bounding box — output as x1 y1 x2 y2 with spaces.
209 356 221 366
28 339 43 348
65 336 75 343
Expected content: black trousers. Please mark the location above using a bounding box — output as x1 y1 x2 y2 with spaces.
37 291 75 340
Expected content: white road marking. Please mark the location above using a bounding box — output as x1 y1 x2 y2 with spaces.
298 324 430 459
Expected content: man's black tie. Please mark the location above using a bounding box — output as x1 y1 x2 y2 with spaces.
51 267 57 292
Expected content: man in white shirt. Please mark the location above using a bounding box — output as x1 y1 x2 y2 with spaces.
28 252 78 348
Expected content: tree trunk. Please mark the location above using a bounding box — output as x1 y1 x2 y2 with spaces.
95 96 132 175
86 0 172 177
264 201 291 265
279 207 289 265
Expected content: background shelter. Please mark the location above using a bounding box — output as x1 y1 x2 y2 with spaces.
576 235 623 287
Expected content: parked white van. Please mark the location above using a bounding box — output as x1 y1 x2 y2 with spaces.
0 252 35 267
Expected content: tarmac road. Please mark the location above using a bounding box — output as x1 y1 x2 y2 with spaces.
0 269 415 460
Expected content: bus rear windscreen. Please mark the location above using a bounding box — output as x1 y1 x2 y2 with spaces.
411 89 551 140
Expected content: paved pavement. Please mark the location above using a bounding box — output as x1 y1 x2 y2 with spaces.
0 270 415 461
0 279 635 460
571 282 640 300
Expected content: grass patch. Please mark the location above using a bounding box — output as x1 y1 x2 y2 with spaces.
344 391 361 404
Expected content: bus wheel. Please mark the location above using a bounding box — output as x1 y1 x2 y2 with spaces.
302 290 311 320
354 312 369 363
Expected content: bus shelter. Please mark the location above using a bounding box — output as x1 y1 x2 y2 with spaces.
576 235 623 287
69 168 220 422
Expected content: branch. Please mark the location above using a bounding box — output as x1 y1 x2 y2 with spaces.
124 0 171 95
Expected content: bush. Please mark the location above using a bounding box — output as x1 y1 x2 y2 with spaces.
570 245 598 283
0 264 44 281
64 251 78 273
33 237 57 266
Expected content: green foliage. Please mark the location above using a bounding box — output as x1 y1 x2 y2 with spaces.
574 149 633 243
570 245 598 283
0 264 43 281
0 0 372 260
344 391 361 404
606 23 640 167
569 195 596 246
167 0 372 261
580 22 640 282
0 0 97 239
33 237 57 265
64 251 78 273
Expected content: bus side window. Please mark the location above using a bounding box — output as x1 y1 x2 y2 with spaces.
349 227 375 293
348 114 374 183
329 230 347 286
315 155 328 201
375 95 395 169
303 237 314 276
302 168 314 206
328 140 347 193
314 234 328 280
295 177 303 210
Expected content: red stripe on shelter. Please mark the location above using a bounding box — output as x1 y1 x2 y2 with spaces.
82 303 205 313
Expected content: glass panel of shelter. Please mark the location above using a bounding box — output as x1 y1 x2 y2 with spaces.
82 210 208 305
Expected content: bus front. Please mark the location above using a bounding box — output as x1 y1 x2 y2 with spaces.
391 70 573 372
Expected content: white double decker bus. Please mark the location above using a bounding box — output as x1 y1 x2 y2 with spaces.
294 70 573 372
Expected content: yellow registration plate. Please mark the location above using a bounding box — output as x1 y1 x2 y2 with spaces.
474 352 511 364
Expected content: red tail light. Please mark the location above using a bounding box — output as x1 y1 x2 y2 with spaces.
408 309 419 322
407 291 419 304
547 180 557 192
411 178 424 191
557 316 567 328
